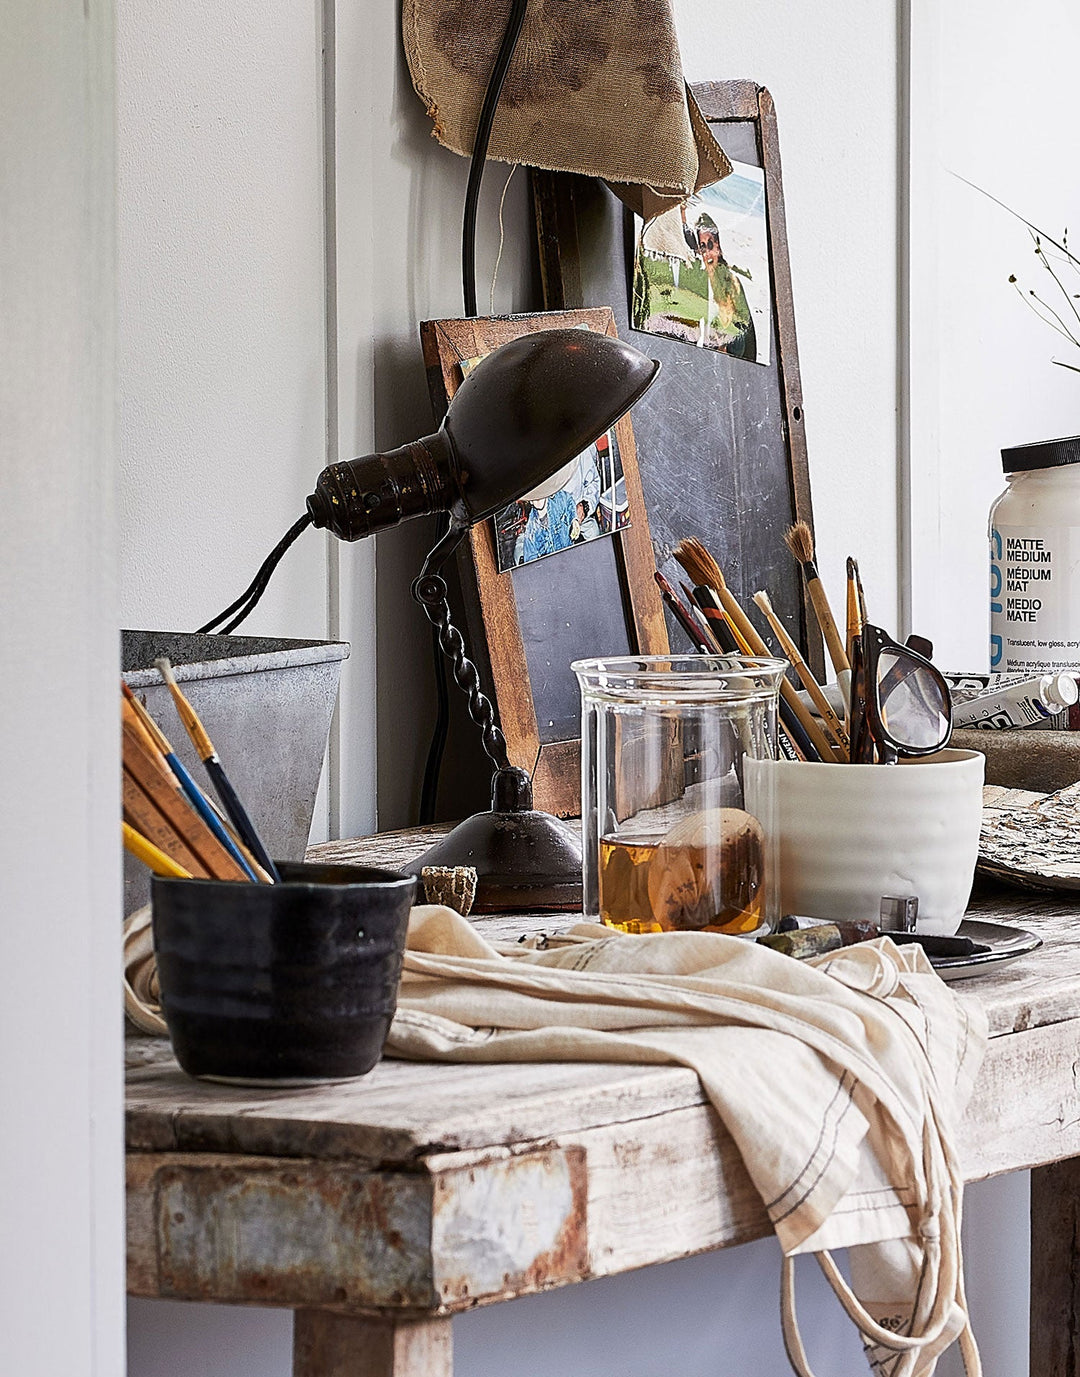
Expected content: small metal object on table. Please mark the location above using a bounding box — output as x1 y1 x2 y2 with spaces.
125 826 1080 1377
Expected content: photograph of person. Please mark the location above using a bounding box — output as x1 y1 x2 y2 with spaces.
631 158 772 365
491 427 630 572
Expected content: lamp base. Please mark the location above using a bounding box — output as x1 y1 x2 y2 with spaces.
412 767 583 913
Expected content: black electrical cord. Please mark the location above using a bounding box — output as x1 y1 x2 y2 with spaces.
197 511 312 635
461 0 529 316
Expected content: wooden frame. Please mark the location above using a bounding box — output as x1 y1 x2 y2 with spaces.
532 80 825 680
420 309 669 818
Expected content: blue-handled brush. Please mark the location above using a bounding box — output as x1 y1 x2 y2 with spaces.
154 658 282 883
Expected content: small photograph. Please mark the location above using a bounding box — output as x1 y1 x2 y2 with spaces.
490 428 629 573
631 158 772 366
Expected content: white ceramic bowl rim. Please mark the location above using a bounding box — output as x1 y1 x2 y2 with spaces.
771 747 983 771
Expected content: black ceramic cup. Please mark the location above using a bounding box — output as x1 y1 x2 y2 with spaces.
151 862 417 1085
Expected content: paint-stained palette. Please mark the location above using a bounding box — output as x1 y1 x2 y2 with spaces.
978 782 1080 892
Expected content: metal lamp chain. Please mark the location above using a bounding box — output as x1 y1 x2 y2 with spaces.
413 571 510 771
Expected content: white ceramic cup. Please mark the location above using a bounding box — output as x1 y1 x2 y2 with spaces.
768 748 985 936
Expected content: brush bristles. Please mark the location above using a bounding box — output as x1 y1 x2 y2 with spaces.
783 521 815 566
154 656 179 689
673 536 726 593
752 589 775 617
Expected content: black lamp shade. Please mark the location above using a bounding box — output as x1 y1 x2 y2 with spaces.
306 328 660 542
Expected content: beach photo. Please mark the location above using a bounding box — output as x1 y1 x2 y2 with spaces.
631 159 772 366
491 427 629 572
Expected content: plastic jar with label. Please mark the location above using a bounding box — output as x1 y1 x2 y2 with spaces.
989 434 1080 673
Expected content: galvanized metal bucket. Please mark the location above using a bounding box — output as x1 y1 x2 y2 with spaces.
122 631 350 913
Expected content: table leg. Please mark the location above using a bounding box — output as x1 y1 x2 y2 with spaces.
293 1312 453 1377
1031 1157 1080 1375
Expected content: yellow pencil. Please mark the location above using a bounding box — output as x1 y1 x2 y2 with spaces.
122 821 193 879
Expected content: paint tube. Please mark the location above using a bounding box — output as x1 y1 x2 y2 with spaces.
949 672 1078 729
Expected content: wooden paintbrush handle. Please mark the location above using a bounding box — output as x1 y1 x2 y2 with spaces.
716 585 841 762
807 575 851 677
754 597 849 750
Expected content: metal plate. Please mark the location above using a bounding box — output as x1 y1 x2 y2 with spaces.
931 919 1042 981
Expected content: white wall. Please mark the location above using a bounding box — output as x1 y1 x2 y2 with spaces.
910 0 1080 666
1 1 125 1374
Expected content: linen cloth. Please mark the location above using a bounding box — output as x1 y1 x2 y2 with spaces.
402 0 731 219
387 907 987 1376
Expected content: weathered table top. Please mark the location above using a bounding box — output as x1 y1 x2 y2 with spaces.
126 826 1080 1339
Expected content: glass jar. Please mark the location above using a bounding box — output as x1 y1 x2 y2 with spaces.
990 434 1080 672
572 655 786 937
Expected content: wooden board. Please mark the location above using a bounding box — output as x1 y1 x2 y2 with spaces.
127 1013 1080 1316
533 81 824 680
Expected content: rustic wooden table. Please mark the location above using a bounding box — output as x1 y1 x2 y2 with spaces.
126 828 1080 1377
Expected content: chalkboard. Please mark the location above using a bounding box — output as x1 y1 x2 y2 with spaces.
533 80 824 679
420 309 669 817
514 532 633 743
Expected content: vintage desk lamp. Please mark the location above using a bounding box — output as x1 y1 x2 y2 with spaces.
202 327 661 910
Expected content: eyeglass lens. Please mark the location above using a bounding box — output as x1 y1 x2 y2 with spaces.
875 650 950 750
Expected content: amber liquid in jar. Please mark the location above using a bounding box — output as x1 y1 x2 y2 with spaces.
598 807 766 936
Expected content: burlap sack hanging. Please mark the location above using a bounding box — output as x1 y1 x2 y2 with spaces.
402 0 732 220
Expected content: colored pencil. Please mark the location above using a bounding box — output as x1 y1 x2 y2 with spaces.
122 711 249 880
123 821 193 879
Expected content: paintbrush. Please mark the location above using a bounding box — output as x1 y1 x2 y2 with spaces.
655 570 713 652
679 581 726 654
752 590 848 752
673 538 840 763
121 697 250 880
683 581 741 655
854 558 868 630
845 557 860 665
681 578 811 759
783 522 852 712
155 657 281 882
122 682 261 881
